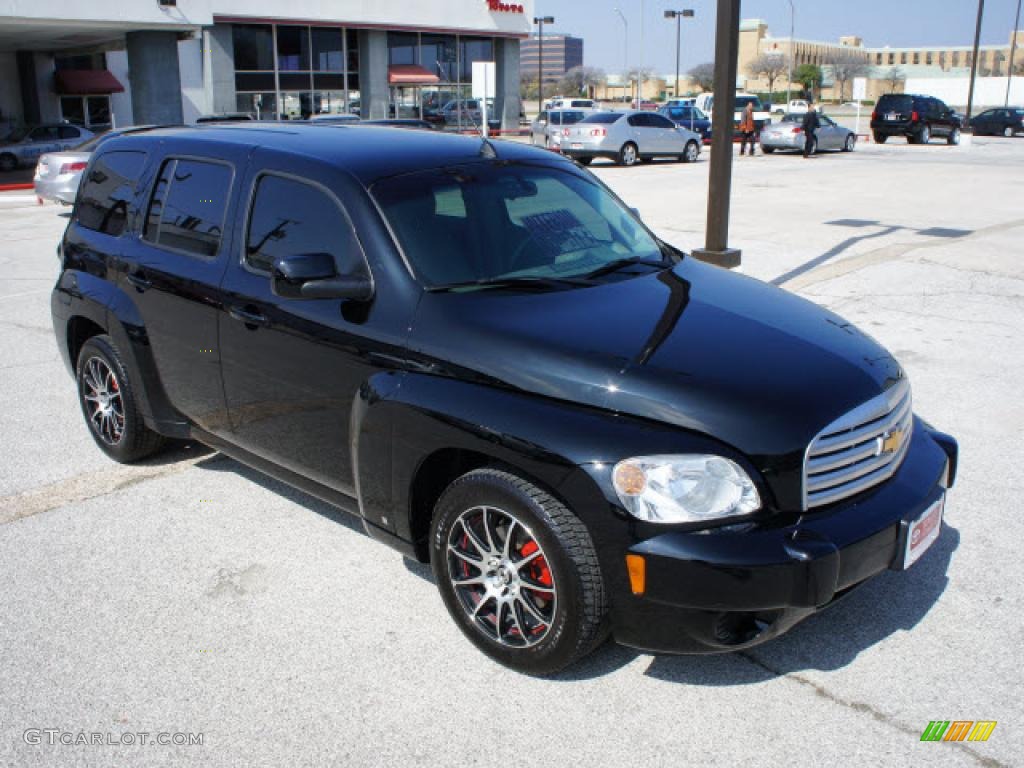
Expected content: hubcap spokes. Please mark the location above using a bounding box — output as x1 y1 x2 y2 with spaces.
447 506 557 648
82 356 125 445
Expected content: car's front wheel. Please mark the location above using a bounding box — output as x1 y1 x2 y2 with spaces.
431 468 608 675
843 134 855 152
1004 125 1015 138
576 156 593 166
618 142 639 166
76 334 165 462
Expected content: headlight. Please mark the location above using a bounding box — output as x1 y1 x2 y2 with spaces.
612 454 761 524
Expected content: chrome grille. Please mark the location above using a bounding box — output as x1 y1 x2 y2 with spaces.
803 379 912 509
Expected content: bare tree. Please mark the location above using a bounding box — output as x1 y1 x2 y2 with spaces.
746 53 788 97
688 61 715 92
824 48 870 101
884 66 906 93
625 66 655 101
559 65 606 98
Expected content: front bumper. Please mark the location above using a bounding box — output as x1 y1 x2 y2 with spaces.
610 421 957 653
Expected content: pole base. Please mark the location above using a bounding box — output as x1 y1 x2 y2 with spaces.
690 247 742 269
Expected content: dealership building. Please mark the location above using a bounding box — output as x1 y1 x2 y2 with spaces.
0 0 531 135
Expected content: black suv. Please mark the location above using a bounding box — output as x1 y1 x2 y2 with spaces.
52 124 958 674
871 93 962 145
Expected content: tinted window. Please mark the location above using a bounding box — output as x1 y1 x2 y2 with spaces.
537 111 548 122
144 158 232 257
76 150 148 237
582 113 623 124
28 126 59 142
649 114 676 129
570 100 593 108
245 174 363 276
58 126 81 139
627 114 646 127
373 164 663 288
877 94 912 112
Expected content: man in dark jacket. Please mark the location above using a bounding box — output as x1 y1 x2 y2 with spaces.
803 103 820 158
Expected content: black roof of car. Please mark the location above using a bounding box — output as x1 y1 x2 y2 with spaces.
101 123 561 185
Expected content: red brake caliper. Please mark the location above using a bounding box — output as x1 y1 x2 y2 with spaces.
519 540 552 635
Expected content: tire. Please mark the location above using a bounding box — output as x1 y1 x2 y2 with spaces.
917 125 931 144
682 140 699 163
948 127 961 145
843 134 855 152
1004 125 1014 138
430 468 608 675
761 146 775 154
618 142 639 166
873 132 888 144
576 157 593 166
76 334 165 463
0 153 17 173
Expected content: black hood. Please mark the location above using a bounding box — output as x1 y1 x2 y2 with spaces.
411 258 903 502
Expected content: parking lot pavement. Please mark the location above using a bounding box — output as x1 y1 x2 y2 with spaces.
1 137 1022 767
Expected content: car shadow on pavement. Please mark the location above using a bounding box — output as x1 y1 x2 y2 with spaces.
641 522 960 685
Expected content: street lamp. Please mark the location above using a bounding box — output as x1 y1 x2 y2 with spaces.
664 9 695 101
1006 0 1021 106
786 0 795 107
613 7 628 103
532 16 555 118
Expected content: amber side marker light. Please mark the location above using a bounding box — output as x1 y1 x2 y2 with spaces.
626 554 646 595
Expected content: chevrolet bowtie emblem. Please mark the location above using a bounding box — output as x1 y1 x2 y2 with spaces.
880 428 904 455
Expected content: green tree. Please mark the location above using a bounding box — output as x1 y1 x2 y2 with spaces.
794 64 823 101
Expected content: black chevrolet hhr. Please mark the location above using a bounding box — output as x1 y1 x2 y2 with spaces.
52 124 958 674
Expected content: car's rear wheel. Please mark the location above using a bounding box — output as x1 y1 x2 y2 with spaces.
843 134 855 152
948 127 961 145
618 142 639 166
576 157 593 166
431 468 608 675
873 132 887 144
761 146 775 154
917 125 931 144
0 153 17 172
1004 125 1014 138
682 140 699 163
76 335 165 463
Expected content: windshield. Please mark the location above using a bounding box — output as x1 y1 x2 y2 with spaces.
372 162 665 289
581 113 622 124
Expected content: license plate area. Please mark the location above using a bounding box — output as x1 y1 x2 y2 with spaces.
570 143 583 150
895 495 944 570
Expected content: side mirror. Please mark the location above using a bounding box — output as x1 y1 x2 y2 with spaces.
271 252 373 301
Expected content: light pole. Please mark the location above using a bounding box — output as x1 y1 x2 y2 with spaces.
786 0 795 107
614 7 628 103
966 0 985 128
1007 0 1022 106
532 16 555 118
639 0 645 105
664 9 695 101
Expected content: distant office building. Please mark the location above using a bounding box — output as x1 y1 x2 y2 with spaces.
521 34 583 82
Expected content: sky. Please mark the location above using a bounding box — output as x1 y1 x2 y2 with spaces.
533 0 1023 76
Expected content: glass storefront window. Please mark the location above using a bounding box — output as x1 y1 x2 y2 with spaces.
347 29 359 74
312 91 347 115
277 25 311 71
279 92 311 120
312 27 344 71
60 97 86 126
234 24 274 70
388 32 418 66
236 92 278 120
459 37 494 82
87 96 111 129
60 95 111 130
420 34 458 81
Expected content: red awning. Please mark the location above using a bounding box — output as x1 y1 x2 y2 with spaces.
387 65 441 85
54 70 125 95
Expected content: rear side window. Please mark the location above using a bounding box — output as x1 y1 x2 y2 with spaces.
245 174 364 276
143 158 232 258
76 150 148 237
649 114 675 129
58 126 80 139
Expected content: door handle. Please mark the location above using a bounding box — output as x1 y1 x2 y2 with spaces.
125 273 151 291
228 305 268 328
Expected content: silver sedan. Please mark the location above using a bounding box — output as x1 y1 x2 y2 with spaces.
760 113 856 154
529 109 592 150
0 123 93 172
560 110 702 166
35 126 153 204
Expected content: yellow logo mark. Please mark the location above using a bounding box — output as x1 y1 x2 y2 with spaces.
881 428 904 454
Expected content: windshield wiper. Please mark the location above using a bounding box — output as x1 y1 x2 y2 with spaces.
426 275 595 293
582 257 670 280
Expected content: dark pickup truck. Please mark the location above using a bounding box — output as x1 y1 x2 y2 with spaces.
52 124 957 674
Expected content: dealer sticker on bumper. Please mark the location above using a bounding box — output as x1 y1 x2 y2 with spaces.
903 495 944 569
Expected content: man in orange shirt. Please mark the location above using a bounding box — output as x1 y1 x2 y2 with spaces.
739 101 757 156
